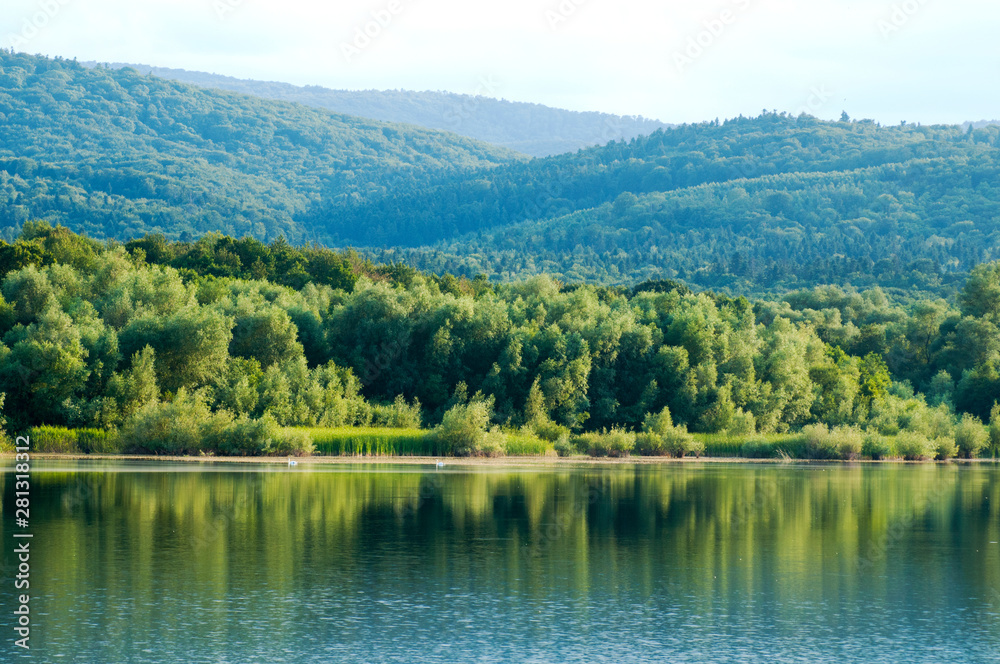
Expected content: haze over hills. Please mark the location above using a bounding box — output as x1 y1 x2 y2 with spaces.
3 52 1000 295
79 61 672 158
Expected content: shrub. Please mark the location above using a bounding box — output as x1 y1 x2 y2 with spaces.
801 424 863 460
955 414 988 459
895 431 935 460
207 414 314 456
634 432 663 456
726 409 757 437
833 427 863 460
119 389 228 455
862 432 893 460
433 398 503 457
578 428 635 458
553 433 577 457
637 407 702 458
934 436 958 461
908 403 956 441
530 418 571 443
479 427 507 458
370 395 423 429
120 388 312 456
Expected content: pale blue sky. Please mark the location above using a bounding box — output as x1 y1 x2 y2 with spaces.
2 0 996 125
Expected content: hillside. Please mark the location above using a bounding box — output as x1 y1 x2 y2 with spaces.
0 52 521 243
80 61 672 158
348 116 1000 294
3 53 1000 295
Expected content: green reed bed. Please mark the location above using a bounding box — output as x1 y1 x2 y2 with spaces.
695 433 805 459
502 432 554 456
303 427 440 456
23 426 122 454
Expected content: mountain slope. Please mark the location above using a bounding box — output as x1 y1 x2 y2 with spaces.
329 114 1000 245
4 53 1000 295
378 151 1000 293
0 52 521 242
80 61 672 158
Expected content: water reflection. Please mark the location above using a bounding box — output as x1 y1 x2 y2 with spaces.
3 462 999 662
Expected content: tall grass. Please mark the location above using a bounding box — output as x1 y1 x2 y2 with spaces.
695 433 812 459
303 427 553 457
502 431 553 456
26 426 122 454
304 427 439 456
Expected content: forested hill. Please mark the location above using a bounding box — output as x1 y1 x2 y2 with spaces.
79 61 672 158
0 51 521 243
4 52 1000 295
351 116 1000 294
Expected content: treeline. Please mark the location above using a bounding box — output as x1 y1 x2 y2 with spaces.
2 225 1000 457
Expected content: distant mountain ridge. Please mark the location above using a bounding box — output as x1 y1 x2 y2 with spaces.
5 53 1000 296
79 61 672 157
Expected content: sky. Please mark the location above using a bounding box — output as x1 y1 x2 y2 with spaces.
1 0 997 125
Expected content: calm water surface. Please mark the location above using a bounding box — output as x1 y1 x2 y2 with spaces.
3 460 1000 663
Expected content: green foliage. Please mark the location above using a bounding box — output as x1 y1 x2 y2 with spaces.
434 397 504 457
370 395 423 429
23 425 121 454
858 352 892 405
740 440 778 459
4 221 1000 461
306 427 434 456
26 425 82 453
0 52 515 247
934 436 958 461
206 414 314 456
990 403 1000 457
577 428 636 458
800 424 864 460
894 431 936 461
861 433 893 460
6 52 1000 299
553 434 577 457
954 414 988 458
501 431 552 456
117 388 312 456
636 407 702 457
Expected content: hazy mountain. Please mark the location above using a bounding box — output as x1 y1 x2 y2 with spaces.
963 120 1000 131
79 61 672 158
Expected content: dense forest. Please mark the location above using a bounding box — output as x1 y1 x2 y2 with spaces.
0 51 519 244
355 117 1000 292
2 224 999 459
81 61 672 158
2 53 1000 296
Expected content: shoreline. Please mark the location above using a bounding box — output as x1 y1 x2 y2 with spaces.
5 453 997 467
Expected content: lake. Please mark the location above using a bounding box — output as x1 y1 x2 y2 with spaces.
3 460 1000 663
